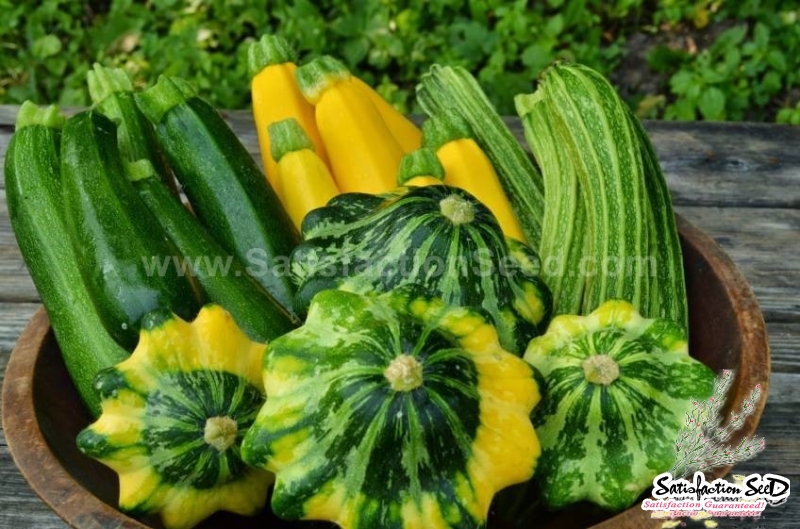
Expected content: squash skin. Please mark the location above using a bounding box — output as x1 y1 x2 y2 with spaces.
5 102 129 416
290 185 552 355
523 300 715 511
76 305 272 529
241 287 541 529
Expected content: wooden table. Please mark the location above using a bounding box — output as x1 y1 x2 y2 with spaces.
0 105 797 528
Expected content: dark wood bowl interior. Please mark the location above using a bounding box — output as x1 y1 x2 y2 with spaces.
2 216 770 529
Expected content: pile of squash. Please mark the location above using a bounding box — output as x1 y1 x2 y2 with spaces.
6 33 716 529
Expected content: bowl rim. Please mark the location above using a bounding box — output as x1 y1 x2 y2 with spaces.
2 215 770 529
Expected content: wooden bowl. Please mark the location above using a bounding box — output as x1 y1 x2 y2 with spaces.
2 216 770 529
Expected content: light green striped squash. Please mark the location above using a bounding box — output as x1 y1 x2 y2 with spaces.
76 305 272 529
290 184 552 355
241 287 542 529
523 300 715 511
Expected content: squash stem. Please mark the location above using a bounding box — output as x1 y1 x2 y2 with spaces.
439 194 475 225
135 75 197 124
268 118 315 163
582 354 620 386
87 63 134 104
247 34 296 79
295 55 351 105
204 416 239 452
15 100 65 130
421 112 472 151
384 355 423 392
396 148 444 185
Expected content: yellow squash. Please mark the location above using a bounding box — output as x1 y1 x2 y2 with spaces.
423 114 527 242
296 56 404 194
351 76 422 153
248 35 328 189
269 118 339 230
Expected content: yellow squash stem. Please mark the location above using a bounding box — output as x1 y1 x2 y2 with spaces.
396 148 445 188
269 118 339 230
351 76 422 153
248 35 328 189
296 56 405 194
423 114 528 242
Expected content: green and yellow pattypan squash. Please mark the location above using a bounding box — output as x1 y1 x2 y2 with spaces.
76 304 272 529
241 286 542 529
523 299 715 512
290 184 552 355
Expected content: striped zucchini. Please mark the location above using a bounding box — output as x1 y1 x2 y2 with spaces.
524 300 715 511
416 65 544 245
241 287 541 529
515 91 588 316
516 61 687 328
290 184 552 354
625 108 688 329
532 63 650 315
76 305 273 529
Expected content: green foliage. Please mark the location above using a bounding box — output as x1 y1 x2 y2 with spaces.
1 0 798 122
649 2 800 122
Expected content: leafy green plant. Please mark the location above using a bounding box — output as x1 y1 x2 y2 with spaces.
1 0 798 123
648 2 800 122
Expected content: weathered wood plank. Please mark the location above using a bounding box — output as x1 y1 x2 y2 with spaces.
645 121 800 209
767 323 800 374
674 205 800 323
0 190 38 303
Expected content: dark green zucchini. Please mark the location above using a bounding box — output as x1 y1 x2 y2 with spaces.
136 76 300 314
87 63 179 196
4 102 128 416
60 110 202 350
128 159 299 342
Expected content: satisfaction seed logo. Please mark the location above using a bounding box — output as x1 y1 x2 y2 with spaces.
642 370 790 524
643 471 790 518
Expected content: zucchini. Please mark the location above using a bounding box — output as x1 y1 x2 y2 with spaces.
516 62 686 327
60 110 202 350
416 65 545 245
128 159 299 342
136 76 300 314
522 62 651 316
625 107 688 329
515 91 588 316
87 63 179 195
4 102 128 416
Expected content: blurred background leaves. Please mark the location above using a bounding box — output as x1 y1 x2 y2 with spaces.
1 0 799 123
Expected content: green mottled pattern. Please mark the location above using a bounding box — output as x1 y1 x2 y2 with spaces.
290 185 550 354
241 289 484 528
87 367 263 491
527 323 715 511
